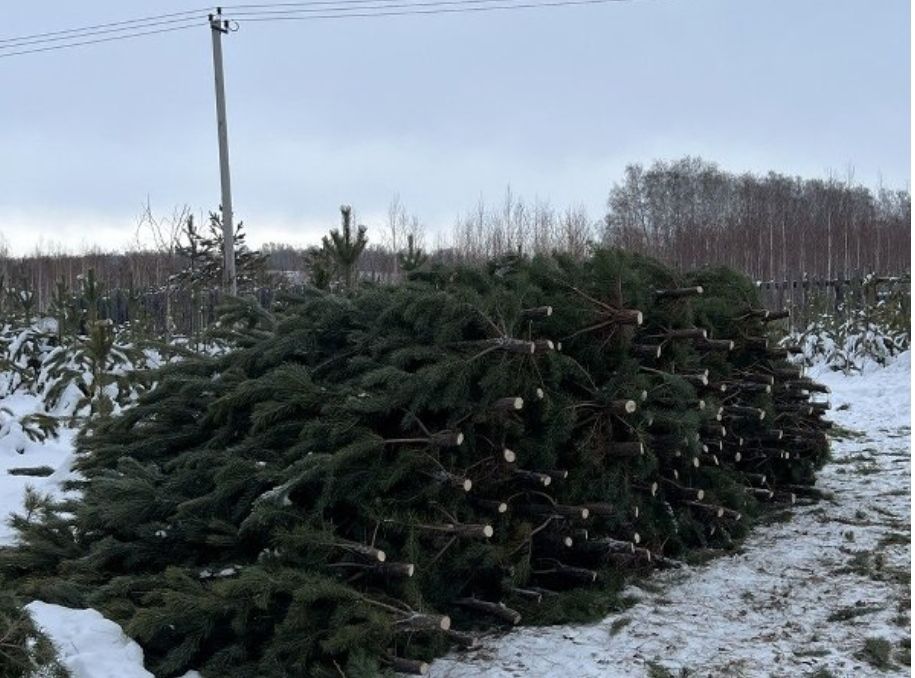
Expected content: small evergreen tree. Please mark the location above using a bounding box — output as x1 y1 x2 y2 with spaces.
205 210 269 293
304 244 334 290
79 269 102 328
49 277 75 344
42 271 148 420
173 215 216 288
397 233 428 275
323 205 368 290
11 278 35 327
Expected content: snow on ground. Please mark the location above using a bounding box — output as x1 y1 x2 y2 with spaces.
0 392 78 544
0 355 908 677
430 354 912 678
24 602 202 678
25 602 153 678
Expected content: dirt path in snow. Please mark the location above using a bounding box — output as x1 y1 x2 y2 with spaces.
429 356 911 678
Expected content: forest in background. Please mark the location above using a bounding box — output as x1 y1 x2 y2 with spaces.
604 157 910 281
0 157 908 319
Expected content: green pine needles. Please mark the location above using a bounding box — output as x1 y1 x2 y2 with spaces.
0 583 67 678
397 234 428 274
307 206 370 291
2 248 830 677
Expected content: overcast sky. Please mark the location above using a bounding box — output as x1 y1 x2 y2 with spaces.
0 0 909 254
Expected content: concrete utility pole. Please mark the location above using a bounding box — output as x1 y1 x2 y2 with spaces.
209 8 237 296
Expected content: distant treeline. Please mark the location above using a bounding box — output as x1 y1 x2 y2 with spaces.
0 157 908 323
603 157 910 281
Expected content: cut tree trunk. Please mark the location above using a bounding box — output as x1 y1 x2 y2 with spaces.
533 561 598 583
386 655 429 675
521 306 553 319
336 540 386 562
695 337 735 351
724 405 766 420
684 501 725 518
533 339 555 353
416 523 493 539
479 337 536 354
772 366 804 380
444 629 478 649
611 399 638 416
665 327 707 340
700 423 726 437
655 286 704 299
742 372 776 385
519 503 590 520
492 397 524 412
744 486 774 500
471 498 509 514
434 471 472 492
610 441 645 457
574 537 636 555
632 344 662 359
384 430 464 448
512 469 552 487
582 502 617 517
455 598 521 625
511 587 545 603
610 308 643 325
394 613 451 633
763 309 790 322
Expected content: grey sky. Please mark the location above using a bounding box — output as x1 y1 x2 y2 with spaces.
0 0 909 254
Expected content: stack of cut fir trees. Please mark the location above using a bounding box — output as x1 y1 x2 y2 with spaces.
3 249 832 678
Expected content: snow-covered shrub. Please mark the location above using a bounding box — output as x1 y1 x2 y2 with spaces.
0 321 148 419
42 319 150 420
783 279 910 372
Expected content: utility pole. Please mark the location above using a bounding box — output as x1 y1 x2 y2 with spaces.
209 8 237 296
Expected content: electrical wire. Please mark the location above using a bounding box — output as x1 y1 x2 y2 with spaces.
225 0 629 22
221 0 627 16
0 15 207 50
0 8 211 46
0 23 204 60
0 0 633 59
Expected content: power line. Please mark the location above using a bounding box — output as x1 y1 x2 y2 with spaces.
222 0 628 16
226 1 371 6
1 0 593 50
0 0 634 59
0 23 204 60
0 0 585 46
225 0 631 22
0 8 210 46
222 0 530 10
0 16 206 50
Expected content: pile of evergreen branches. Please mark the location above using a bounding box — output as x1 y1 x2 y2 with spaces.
3 248 830 677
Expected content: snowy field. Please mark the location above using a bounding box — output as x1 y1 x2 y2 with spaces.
1 354 910 677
